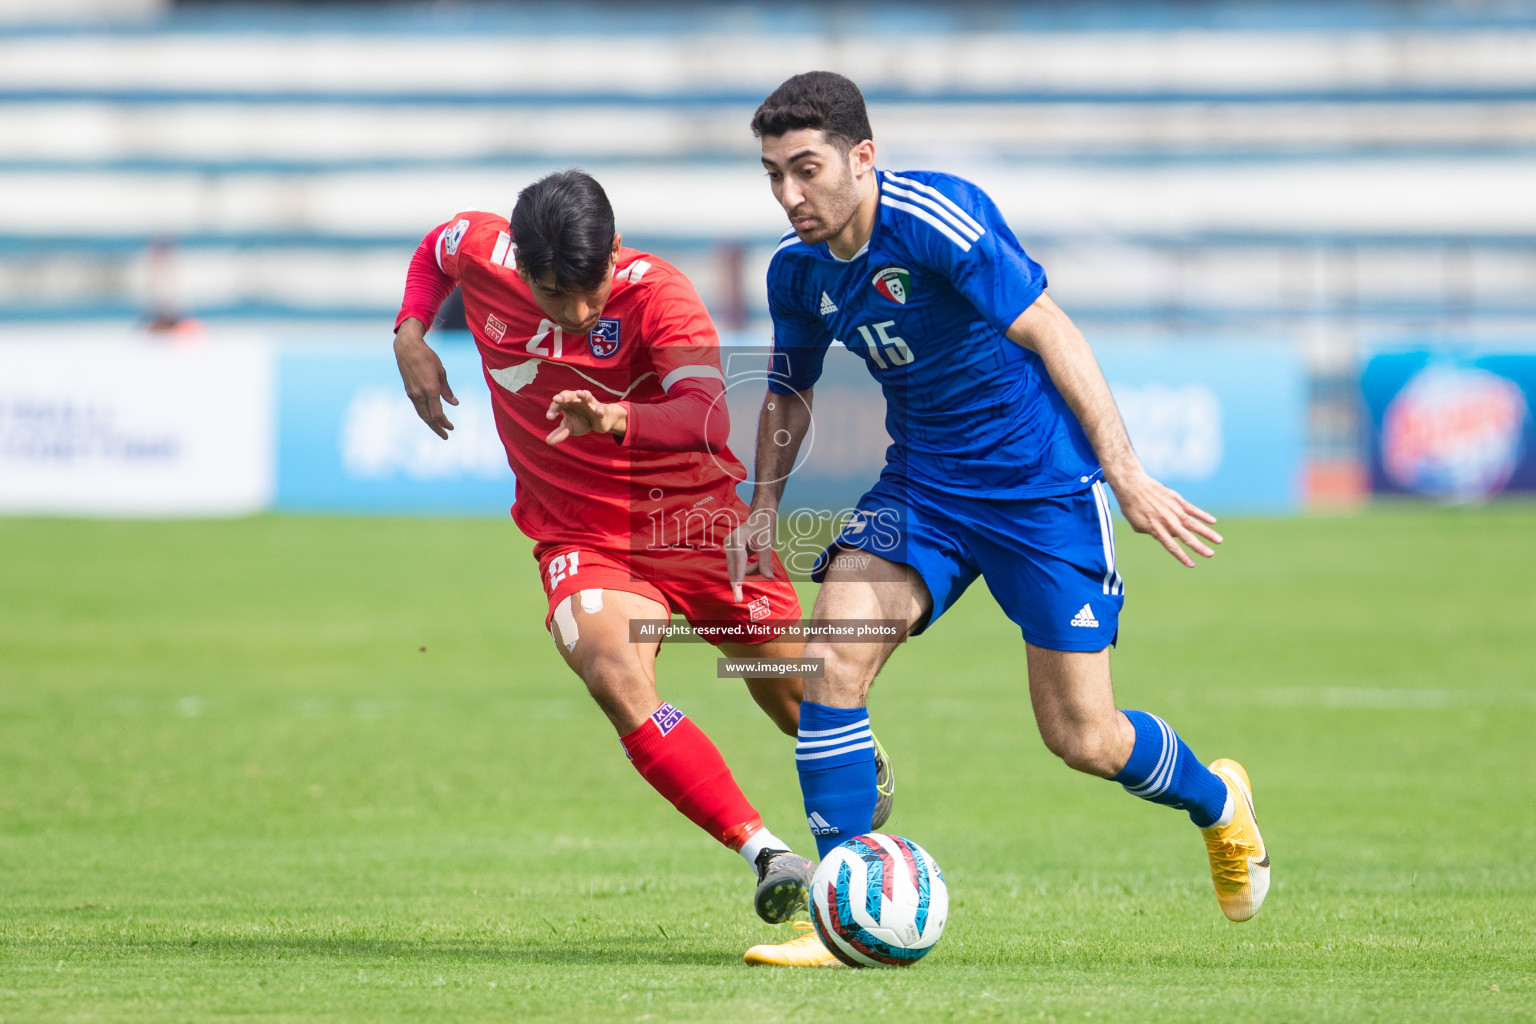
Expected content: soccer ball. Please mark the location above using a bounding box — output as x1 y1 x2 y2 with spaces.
809 833 948 967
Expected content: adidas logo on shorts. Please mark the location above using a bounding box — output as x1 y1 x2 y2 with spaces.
1070 604 1099 628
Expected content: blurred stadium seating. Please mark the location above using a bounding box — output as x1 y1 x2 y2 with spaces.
1 1 1533 510
2 2 1533 335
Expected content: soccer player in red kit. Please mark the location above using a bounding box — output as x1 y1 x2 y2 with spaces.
392 170 823 925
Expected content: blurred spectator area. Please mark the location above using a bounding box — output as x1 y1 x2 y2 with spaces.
3 4 1535 505
0 4 1531 333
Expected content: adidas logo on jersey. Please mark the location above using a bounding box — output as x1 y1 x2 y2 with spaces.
807 811 839 836
1070 604 1100 628
819 292 838 316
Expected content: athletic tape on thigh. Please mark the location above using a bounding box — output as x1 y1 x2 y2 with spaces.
552 595 579 652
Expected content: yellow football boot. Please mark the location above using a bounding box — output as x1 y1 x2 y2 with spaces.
743 921 844 968
1201 758 1270 922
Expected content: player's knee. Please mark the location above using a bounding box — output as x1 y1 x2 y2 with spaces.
580 652 650 710
808 643 873 706
1041 725 1119 778
745 679 800 735
742 674 799 735
766 696 799 737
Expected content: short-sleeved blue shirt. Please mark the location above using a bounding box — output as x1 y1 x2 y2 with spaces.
767 168 1100 498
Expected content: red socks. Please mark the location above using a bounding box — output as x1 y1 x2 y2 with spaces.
620 702 762 850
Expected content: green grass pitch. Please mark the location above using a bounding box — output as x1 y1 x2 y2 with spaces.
1 506 1533 1022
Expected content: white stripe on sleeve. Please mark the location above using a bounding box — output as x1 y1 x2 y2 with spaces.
879 181 982 242
881 171 987 237
878 196 972 252
490 231 511 267
659 364 725 392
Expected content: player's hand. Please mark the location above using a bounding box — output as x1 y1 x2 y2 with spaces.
1106 468 1222 567
724 505 778 603
393 321 458 439
545 390 627 445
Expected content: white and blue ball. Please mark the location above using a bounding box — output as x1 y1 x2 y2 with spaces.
809 832 948 968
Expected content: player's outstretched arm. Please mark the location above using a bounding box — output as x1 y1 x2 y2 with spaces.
393 317 459 439
544 389 628 445
749 385 813 514
726 386 815 600
1006 295 1222 567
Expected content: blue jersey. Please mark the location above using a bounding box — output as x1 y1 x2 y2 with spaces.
766 168 1100 498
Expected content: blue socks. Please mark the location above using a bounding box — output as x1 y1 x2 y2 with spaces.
796 702 878 858
795 704 1227 853
1113 710 1230 828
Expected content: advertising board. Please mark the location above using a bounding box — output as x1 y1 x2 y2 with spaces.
719 338 1305 517
1362 350 1536 502
0 334 1306 520
0 337 272 516
275 338 513 515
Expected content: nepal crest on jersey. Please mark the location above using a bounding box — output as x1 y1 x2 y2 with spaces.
872 266 912 305
589 317 622 358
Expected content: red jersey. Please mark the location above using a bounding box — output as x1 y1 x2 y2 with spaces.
412 210 747 550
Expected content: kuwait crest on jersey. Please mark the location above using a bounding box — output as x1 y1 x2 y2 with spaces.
872 266 912 304
589 317 622 358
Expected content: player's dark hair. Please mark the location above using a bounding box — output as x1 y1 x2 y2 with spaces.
750 71 873 151
510 169 616 291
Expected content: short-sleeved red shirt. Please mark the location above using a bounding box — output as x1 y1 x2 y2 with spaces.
427 210 747 550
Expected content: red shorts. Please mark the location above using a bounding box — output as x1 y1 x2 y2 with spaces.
533 540 800 647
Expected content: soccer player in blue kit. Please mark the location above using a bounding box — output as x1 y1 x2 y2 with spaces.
736 72 1269 967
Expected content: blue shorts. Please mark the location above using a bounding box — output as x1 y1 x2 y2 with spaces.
812 474 1125 651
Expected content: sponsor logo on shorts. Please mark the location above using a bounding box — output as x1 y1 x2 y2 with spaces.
651 702 685 736
484 313 508 342
1070 603 1100 628
747 595 771 621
